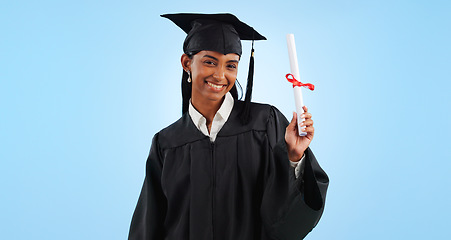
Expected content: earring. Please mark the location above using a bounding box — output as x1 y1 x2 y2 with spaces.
187 70 192 83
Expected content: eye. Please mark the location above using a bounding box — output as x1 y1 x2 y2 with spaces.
227 64 237 69
204 60 216 66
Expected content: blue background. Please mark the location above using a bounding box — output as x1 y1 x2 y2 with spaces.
1 0 450 239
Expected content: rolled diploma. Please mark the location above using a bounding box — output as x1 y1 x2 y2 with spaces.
286 34 307 136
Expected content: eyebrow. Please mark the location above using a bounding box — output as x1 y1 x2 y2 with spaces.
203 55 239 63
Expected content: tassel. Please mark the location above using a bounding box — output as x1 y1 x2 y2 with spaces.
240 40 255 124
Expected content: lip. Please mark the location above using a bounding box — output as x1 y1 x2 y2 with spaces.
205 81 227 92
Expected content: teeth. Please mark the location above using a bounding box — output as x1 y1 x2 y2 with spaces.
207 82 224 90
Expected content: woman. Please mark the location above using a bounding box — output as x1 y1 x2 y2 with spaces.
129 13 328 240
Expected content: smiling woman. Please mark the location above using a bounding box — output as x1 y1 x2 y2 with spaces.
182 51 239 131
128 13 329 240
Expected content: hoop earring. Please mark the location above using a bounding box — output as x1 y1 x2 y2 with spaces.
235 79 243 99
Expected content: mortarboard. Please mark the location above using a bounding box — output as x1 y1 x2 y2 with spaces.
161 13 266 56
161 13 266 123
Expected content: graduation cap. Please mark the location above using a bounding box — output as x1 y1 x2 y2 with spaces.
161 13 266 123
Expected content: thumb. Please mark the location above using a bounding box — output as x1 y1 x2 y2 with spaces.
288 111 297 130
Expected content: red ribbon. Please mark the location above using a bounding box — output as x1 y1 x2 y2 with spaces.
286 73 315 91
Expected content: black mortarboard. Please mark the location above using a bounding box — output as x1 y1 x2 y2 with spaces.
161 13 266 124
161 13 266 56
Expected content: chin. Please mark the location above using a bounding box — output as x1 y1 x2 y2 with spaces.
204 93 226 102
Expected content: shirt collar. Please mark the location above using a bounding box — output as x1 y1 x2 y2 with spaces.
216 92 234 122
188 92 234 128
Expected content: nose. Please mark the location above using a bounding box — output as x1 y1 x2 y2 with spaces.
213 66 226 82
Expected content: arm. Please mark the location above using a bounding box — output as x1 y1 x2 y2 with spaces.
261 106 329 239
128 134 167 240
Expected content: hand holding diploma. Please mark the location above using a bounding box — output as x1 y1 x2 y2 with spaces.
285 106 314 162
284 34 315 162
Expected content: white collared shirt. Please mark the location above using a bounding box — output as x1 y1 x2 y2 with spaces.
188 92 304 177
188 92 234 142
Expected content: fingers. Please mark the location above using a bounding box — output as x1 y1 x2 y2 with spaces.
300 106 312 119
300 125 314 133
300 119 314 133
288 107 314 135
300 112 312 120
299 119 313 127
299 106 314 136
300 105 313 126
287 112 297 129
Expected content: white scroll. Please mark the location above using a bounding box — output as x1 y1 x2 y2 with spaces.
286 34 307 136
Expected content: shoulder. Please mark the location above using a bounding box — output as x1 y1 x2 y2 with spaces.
152 101 288 147
237 100 287 126
217 100 288 137
156 113 207 149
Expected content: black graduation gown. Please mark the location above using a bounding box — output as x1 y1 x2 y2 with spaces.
129 100 329 240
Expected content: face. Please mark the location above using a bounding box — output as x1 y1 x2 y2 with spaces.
182 50 239 104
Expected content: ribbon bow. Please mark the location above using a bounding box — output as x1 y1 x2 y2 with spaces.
286 73 315 91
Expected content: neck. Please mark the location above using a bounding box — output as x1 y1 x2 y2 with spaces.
191 96 224 125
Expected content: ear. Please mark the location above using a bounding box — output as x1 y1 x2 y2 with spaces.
181 54 192 72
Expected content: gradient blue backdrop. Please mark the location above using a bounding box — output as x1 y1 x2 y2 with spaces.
1 0 450 239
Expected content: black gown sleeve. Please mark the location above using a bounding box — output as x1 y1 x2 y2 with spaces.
128 133 167 240
261 106 329 240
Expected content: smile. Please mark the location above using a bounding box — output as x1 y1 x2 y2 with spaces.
206 81 226 90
